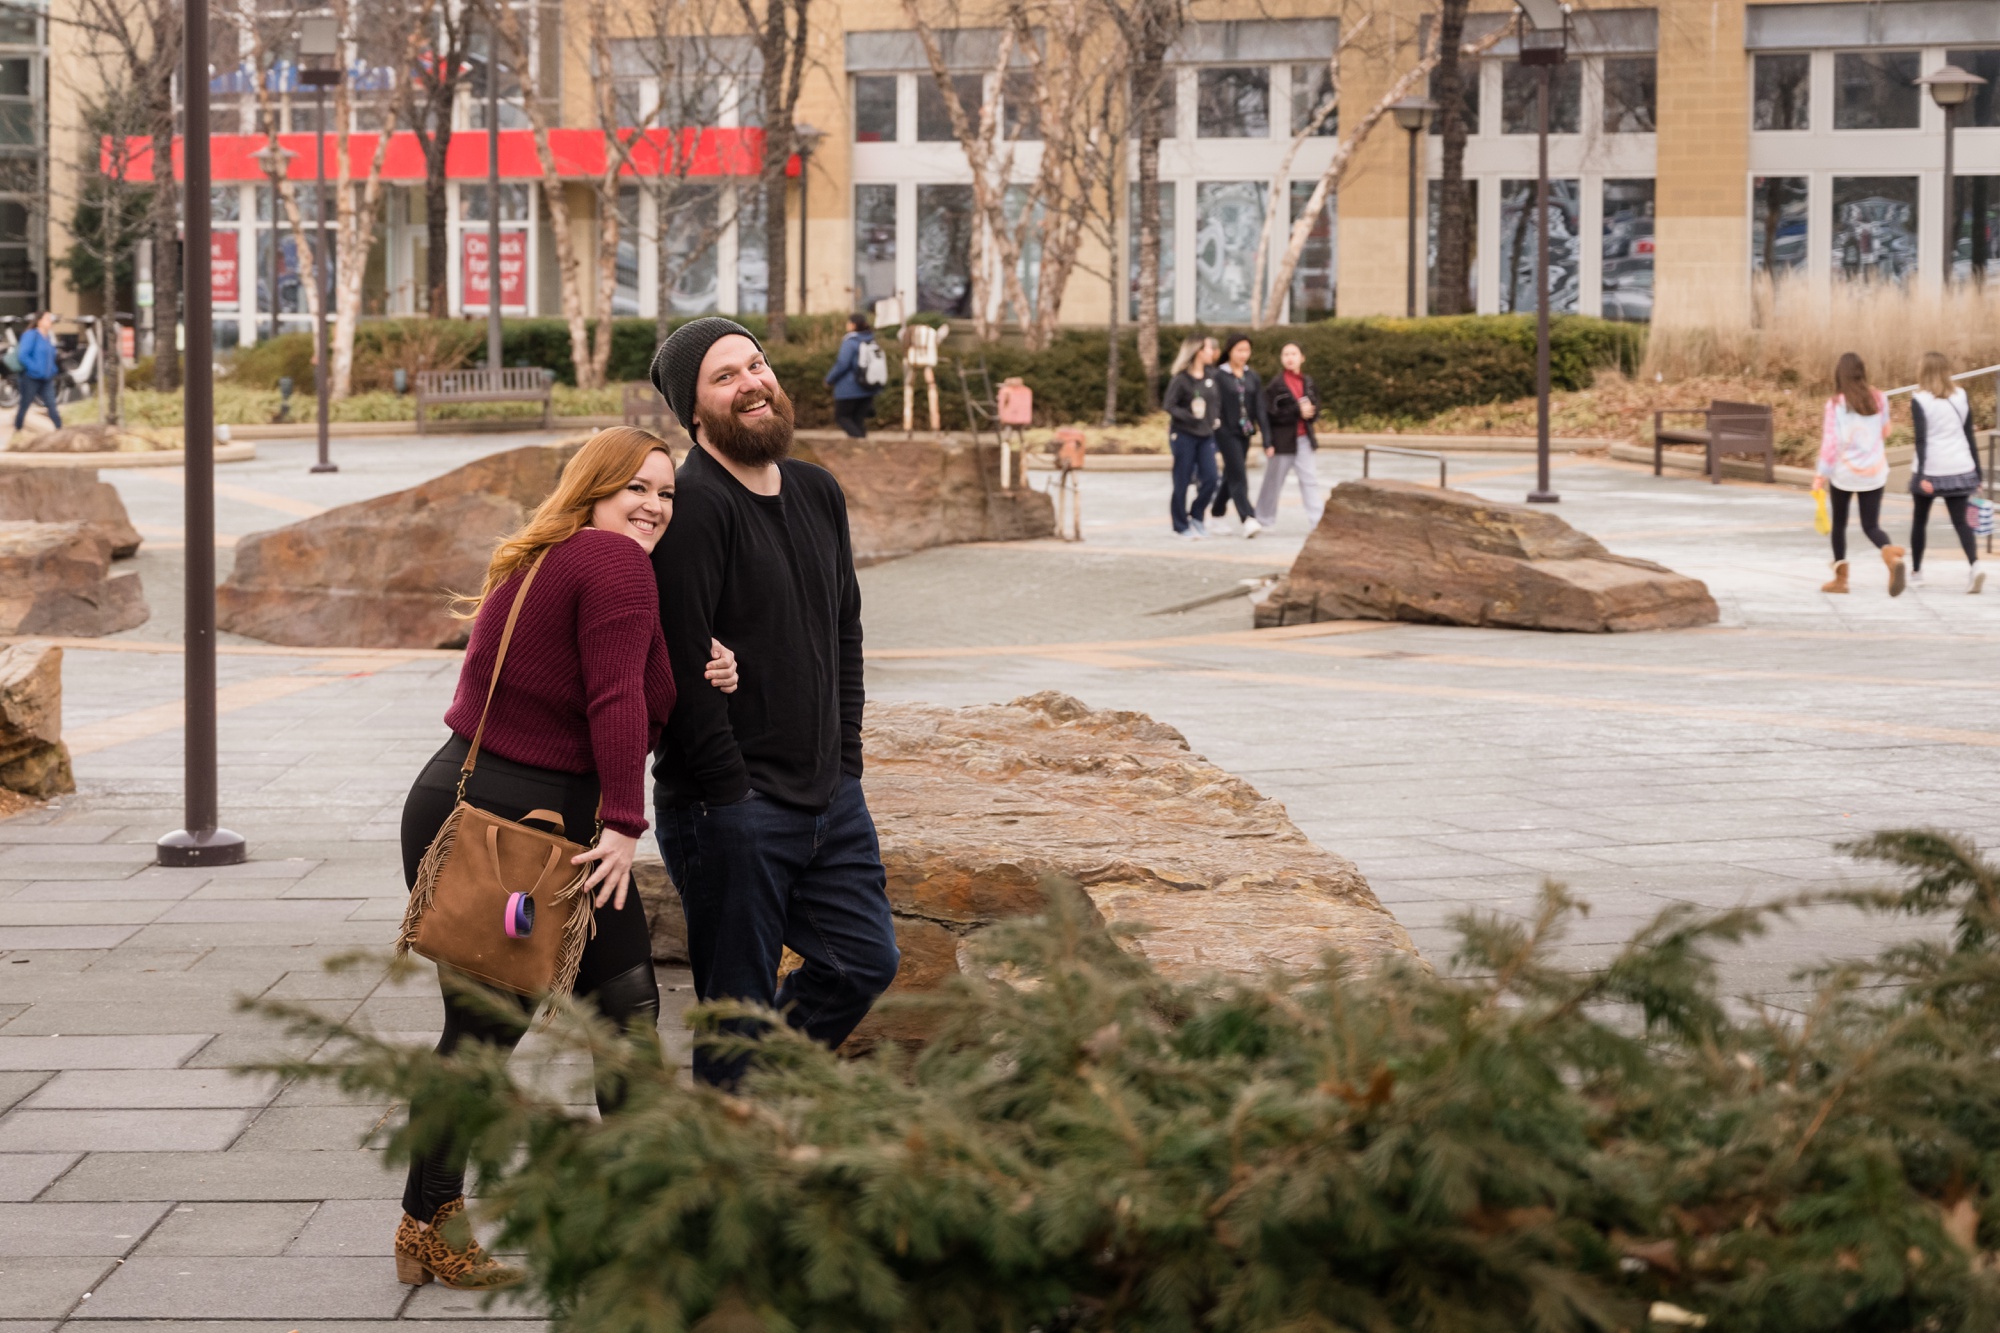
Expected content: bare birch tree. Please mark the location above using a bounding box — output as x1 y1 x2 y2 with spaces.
53 67 151 424
739 0 809 343
1096 0 1182 407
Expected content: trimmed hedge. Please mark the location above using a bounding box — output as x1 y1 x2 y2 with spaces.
221 314 1643 430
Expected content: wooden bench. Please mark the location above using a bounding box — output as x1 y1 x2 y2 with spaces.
622 381 670 433
413 367 554 433
1653 399 1775 484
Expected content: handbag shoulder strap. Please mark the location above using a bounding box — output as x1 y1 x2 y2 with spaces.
461 553 548 783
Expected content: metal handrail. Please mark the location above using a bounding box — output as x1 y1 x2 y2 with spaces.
1885 362 2000 397
1362 444 1448 488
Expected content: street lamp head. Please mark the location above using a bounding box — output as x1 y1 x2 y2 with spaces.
794 121 826 155
298 16 338 59
1515 0 1569 32
1391 96 1437 133
1920 64 1987 109
250 142 298 177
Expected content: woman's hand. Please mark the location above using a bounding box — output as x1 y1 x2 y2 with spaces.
1920 479 1935 495
1299 400 1316 420
574 828 638 909
1265 447 1276 458
704 639 739 693
1812 476 1826 494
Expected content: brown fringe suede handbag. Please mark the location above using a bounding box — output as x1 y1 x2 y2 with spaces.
395 555 595 996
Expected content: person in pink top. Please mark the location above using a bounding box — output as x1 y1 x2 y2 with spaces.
1812 352 1906 596
392 427 739 1289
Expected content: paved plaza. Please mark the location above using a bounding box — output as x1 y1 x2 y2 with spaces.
1 432 1996 1326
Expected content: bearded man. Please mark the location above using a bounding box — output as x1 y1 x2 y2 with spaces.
645 317 899 1088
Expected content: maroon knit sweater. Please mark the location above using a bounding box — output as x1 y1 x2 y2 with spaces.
443 527 675 837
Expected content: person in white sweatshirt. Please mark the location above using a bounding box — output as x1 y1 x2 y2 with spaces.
1813 352 1904 596
1907 351 1985 594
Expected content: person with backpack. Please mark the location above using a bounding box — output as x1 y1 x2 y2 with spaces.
1907 351 1984 594
1813 351 1904 596
1163 336 1221 539
12 311 59 433
824 313 887 438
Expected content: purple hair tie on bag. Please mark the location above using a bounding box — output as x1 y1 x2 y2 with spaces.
504 892 535 939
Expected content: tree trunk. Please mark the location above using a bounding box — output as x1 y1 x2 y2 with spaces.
590 178 620 388
1103 259 1120 427
763 172 789 342
423 126 452 318
148 119 180 390
102 248 123 426
1432 0 1472 316
1135 113 1162 411
656 208 673 344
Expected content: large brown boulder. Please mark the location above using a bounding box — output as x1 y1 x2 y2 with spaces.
0 640 74 798
0 469 142 557
635 693 1415 1043
8 423 172 455
0 521 148 637
219 432 1054 649
218 441 586 649
1256 479 1718 632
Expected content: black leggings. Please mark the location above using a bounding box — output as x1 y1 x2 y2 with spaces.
1210 431 1257 523
398 735 658 1221
1828 486 1890 563
1911 492 1979 570
832 396 873 438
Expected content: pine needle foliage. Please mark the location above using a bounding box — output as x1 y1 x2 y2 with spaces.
249 830 2000 1333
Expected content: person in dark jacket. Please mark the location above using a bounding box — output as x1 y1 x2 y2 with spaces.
1255 342 1323 528
823 314 880 438
13 311 59 432
1208 334 1270 537
1162 335 1220 538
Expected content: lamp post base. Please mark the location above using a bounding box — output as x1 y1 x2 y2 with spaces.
310 462 339 474
1526 490 1561 504
156 827 248 868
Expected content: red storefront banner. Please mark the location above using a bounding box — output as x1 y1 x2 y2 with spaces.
462 230 527 311
211 232 239 307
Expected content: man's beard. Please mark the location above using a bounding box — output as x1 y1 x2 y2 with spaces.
697 384 796 467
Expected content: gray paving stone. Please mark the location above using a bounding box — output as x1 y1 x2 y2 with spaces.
159 901 374 924
0 928 140 950
0 1201 173 1255
0 1035 210 1070
181 1032 328 1071
72 1256 406 1319
45 1150 399 1202
0 1075 47 1114
0 1155 79 1201
0 1109 254 1153
232 1104 396 1152
25 1069 280 1110
285 1198 403 1257
8 881 196 903
402 1280 549 1320
136 1201 319 1257
82 949 207 971
0 1256 115 1317
261 968 390 1001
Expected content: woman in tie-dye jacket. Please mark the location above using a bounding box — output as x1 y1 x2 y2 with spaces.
1813 352 1905 597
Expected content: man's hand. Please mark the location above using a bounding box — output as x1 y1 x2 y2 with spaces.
704 639 739 693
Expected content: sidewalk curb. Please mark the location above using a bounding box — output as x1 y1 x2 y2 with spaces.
0 441 258 469
1027 435 1610 472
1607 442 1916 491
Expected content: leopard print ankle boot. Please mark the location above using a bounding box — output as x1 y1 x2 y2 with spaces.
393 1197 522 1289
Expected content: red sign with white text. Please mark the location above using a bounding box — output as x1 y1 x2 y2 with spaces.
462 230 527 311
211 231 239 307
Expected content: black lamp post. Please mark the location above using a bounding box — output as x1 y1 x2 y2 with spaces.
299 16 341 474
1919 64 1988 288
249 141 296 344
1517 0 1568 505
479 27 504 371
1391 97 1436 318
793 122 825 316
158 0 244 868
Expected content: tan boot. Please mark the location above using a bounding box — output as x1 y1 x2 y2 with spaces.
1821 560 1849 594
393 1197 522 1290
1883 544 1907 597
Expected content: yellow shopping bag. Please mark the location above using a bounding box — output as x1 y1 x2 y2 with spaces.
1813 488 1831 536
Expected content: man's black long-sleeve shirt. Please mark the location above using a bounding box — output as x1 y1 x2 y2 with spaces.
649 444 865 811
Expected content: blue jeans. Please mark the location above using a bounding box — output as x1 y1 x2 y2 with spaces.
14 376 57 430
1170 431 1218 532
656 775 900 1087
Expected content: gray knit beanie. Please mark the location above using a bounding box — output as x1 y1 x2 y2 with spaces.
649 317 762 434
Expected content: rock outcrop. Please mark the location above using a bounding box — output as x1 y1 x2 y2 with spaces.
1255 479 1718 633
220 432 1055 649
0 522 148 637
636 693 1414 1043
8 424 172 455
0 641 74 798
0 469 142 557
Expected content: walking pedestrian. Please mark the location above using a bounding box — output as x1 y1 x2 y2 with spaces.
393 427 740 1290
1164 335 1220 539
13 311 58 433
1255 341 1324 529
647 317 901 1090
1907 351 1984 594
823 313 882 438
1208 334 1269 537
1813 352 1904 596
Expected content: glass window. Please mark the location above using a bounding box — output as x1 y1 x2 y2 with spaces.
1426 180 1478 314
1428 62 1479 135
256 231 334 314
1947 51 2000 129
1292 62 1335 136
0 102 29 146
1751 176 1808 274
1499 177 1580 314
1288 182 1333 321
1502 60 1580 134
1127 181 1174 320
854 183 896 309
211 187 241 222
458 184 532 222
917 73 983 142
1832 176 1918 281
257 184 331 223
614 186 640 316
853 74 897 143
1133 69 1177 139
0 200 27 243
1194 180 1265 321
1601 179 1653 322
0 58 28 98
1754 53 1810 130
662 185 719 315
1002 72 1039 140
915 183 974 315
736 185 767 313
1197 67 1269 138
1834 52 1919 130
0 16 36 45
1003 186 1044 309
1603 57 1655 132
1953 176 2000 283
